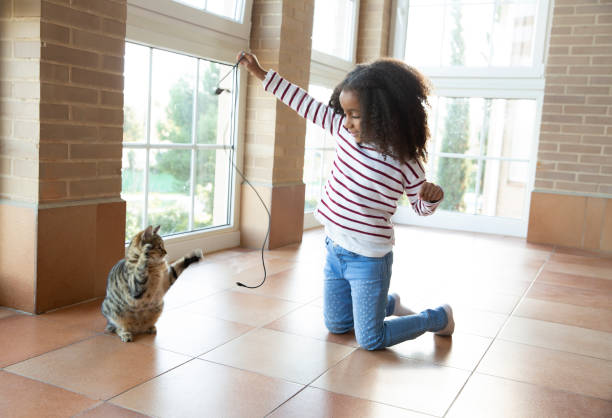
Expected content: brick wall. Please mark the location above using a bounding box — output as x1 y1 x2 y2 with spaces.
0 0 127 313
241 0 313 249
0 0 41 203
536 1 612 194
528 1 612 252
356 0 391 62
39 0 125 203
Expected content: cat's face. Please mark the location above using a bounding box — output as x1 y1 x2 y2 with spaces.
130 225 167 259
143 231 167 259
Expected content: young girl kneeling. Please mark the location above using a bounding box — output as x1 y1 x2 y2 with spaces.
239 52 454 350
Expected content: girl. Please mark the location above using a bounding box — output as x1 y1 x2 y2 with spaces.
239 52 454 350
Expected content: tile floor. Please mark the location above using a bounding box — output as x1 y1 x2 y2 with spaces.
1 226 611 417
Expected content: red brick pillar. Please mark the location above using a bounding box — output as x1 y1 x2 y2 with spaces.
0 0 127 313
241 0 315 249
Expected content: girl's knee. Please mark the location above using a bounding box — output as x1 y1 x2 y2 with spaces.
358 338 385 351
356 332 385 350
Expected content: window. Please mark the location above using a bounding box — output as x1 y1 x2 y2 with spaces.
304 85 335 212
304 0 359 227
391 0 550 237
172 0 245 22
124 0 251 252
312 0 358 61
122 43 237 240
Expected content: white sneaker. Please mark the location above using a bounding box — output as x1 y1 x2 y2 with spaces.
434 304 454 336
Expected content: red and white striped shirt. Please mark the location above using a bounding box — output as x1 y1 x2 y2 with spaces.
263 70 440 256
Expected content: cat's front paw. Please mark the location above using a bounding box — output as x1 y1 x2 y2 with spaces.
191 249 203 261
118 331 133 342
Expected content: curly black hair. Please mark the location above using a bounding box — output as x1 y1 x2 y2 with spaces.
329 58 432 163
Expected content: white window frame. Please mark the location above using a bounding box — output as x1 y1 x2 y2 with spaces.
304 0 360 229
389 0 553 237
125 0 252 259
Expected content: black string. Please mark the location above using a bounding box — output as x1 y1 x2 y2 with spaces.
217 53 270 289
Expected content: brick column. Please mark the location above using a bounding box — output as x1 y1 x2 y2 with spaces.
356 0 392 62
0 0 126 313
527 3 612 252
241 0 314 249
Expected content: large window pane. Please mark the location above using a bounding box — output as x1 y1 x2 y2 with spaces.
123 43 149 143
304 85 334 213
312 0 356 60
194 149 231 228
197 61 233 145
148 149 191 235
122 149 146 239
173 0 244 21
123 43 237 240
150 49 197 144
485 99 535 159
405 0 538 68
432 156 478 214
479 160 528 218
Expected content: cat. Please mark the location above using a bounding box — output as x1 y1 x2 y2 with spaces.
101 225 203 342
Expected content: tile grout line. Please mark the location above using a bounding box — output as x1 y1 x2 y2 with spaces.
440 247 555 417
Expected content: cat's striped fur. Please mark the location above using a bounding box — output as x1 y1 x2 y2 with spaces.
101 225 203 342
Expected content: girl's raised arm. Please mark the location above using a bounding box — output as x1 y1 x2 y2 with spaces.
239 52 341 136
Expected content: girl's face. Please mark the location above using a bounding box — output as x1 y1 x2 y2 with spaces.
339 89 361 142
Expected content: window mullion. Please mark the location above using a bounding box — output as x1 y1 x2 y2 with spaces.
188 59 200 231
143 46 153 230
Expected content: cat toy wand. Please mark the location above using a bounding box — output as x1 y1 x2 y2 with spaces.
215 51 271 289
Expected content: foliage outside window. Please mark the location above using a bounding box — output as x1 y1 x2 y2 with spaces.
122 43 236 240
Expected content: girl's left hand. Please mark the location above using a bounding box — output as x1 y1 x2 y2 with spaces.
419 182 444 203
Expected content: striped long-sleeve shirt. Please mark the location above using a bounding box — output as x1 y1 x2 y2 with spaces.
262 70 440 257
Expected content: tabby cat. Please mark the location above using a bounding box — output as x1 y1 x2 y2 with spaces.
102 225 203 342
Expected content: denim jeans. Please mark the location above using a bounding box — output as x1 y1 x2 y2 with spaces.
323 237 448 350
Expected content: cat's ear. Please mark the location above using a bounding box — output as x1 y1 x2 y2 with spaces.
153 225 161 235
143 225 153 240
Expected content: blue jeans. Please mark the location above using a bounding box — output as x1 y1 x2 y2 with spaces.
323 237 448 350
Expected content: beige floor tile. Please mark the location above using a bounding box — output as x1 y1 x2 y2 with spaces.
545 260 612 280
477 339 612 400
136 308 252 356
6 335 190 400
447 372 612 418
389 332 492 371
183 290 300 327
265 303 359 347
500 316 612 360
451 307 508 338
551 250 612 268
538 269 612 293
162 281 226 310
527 281 612 311
0 307 19 319
233 263 324 303
111 359 303 418
514 298 612 333
0 315 96 367
0 370 98 418
312 349 470 416
201 327 355 384
268 386 432 418
41 298 107 332
75 402 151 417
